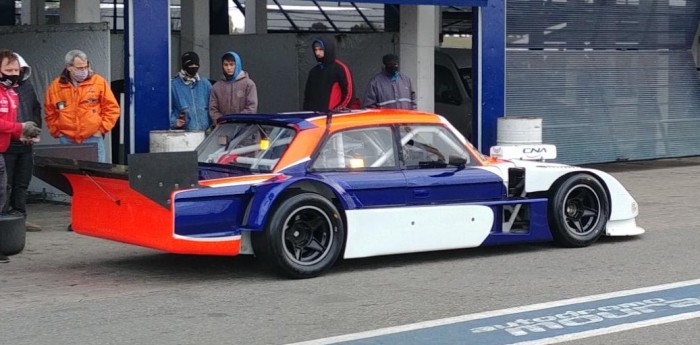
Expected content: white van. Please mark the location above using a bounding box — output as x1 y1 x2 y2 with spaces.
435 49 473 141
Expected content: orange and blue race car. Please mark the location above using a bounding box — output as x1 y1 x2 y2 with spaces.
36 109 644 278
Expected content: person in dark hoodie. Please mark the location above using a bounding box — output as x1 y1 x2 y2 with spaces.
209 51 258 122
2 53 43 231
303 38 353 112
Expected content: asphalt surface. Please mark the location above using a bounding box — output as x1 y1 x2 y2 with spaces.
2 157 700 344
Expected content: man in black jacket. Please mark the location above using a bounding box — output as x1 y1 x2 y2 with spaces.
2 53 42 232
303 38 353 112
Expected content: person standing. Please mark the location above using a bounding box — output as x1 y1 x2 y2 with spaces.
2 53 43 231
171 51 212 130
303 38 353 112
363 54 416 110
44 50 120 163
0 49 41 263
209 51 257 122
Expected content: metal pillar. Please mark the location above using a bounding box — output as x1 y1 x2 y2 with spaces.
126 0 171 154
245 0 268 34
60 0 100 23
0 0 14 25
20 0 46 25
400 5 436 113
181 0 210 77
473 0 505 153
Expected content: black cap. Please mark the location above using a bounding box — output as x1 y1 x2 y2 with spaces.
181 51 200 68
382 54 399 65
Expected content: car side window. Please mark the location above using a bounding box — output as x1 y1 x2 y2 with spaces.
312 127 396 170
399 125 471 169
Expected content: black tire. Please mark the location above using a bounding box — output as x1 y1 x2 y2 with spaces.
549 173 609 248
0 213 26 255
253 193 344 278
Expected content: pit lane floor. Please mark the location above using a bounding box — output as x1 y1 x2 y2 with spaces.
2 156 700 345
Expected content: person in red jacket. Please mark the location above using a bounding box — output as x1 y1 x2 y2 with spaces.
0 49 41 263
303 38 353 112
2 53 43 232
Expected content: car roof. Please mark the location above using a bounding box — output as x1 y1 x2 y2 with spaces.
221 109 447 131
309 109 445 130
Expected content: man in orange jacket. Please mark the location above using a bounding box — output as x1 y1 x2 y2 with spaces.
44 50 120 163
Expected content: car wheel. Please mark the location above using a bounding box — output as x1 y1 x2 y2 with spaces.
549 174 609 248
254 193 344 278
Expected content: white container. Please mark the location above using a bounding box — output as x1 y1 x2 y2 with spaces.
149 130 205 153
497 117 543 145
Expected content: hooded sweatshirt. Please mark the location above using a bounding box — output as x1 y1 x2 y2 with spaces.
6 53 42 153
209 51 258 121
303 38 353 112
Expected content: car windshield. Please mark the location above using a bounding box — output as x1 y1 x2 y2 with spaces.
196 122 296 172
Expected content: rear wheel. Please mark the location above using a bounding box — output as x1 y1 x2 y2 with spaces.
253 193 344 278
549 174 609 247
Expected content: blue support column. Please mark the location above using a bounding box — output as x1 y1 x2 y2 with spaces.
126 0 171 154
472 0 505 153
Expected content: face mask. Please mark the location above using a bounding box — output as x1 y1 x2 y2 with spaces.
0 74 20 88
385 65 399 76
184 66 199 77
72 69 89 82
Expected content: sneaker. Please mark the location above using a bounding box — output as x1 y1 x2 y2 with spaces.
25 221 42 232
0 254 9 263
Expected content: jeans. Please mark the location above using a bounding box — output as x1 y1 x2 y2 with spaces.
1 149 33 215
59 135 107 163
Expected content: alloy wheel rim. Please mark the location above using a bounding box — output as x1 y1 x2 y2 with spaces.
282 205 334 265
562 184 602 236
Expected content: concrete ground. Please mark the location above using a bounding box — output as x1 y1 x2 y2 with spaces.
2 156 700 345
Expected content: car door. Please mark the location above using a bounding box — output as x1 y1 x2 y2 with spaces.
310 126 413 259
393 124 504 254
310 126 406 208
398 124 503 205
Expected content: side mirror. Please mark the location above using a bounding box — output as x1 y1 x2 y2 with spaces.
448 155 467 167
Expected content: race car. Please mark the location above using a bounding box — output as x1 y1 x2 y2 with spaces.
35 109 644 278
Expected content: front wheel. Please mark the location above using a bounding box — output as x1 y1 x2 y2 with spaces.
549 174 609 247
253 193 345 278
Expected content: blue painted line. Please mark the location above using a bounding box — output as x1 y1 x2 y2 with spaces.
289 280 700 345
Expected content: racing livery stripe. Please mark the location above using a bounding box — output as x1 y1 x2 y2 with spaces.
199 174 279 187
173 234 242 242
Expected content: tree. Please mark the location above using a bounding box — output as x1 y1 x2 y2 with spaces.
350 23 373 32
310 22 329 31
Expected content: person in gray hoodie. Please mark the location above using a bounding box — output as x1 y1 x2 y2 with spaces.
2 52 42 232
209 51 258 122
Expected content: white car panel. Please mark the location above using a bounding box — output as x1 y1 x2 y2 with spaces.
343 204 494 259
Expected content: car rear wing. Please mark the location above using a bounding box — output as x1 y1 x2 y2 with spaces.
34 151 200 209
